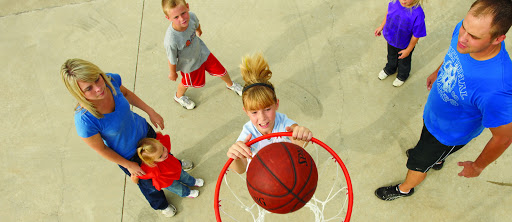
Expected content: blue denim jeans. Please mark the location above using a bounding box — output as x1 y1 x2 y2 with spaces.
163 169 196 197
118 123 169 210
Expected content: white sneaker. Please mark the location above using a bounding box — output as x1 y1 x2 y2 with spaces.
174 94 195 110
181 159 194 171
194 178 204 187
393 78 405 87
378 70 389 80
161 204 177 217
186 190 199 198
227 82 243 96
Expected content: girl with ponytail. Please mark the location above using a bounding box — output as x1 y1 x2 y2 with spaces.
227 53 313 174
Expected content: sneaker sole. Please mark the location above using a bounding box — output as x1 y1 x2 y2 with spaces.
226 87 242 96
174 99 195 110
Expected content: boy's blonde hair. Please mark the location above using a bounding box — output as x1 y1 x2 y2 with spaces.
162 0 187 17
240 53 277 111
60 58 116 118
136 138 163 167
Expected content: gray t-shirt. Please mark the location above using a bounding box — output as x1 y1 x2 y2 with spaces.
164 12 210 73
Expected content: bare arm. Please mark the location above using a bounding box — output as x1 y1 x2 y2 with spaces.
285 124 313 147
458 122 512 178
168 60 178 81
227 134 252 174
374 12 387 37
426 63 442 90
120 85 164 130
398 36 419 59
81 133 145 176
196 23 202 37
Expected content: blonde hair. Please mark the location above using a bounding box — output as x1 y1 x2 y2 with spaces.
240 53 276 111
162 0 187 17
136 138 163 167
60 59 116 118
392 0 424 8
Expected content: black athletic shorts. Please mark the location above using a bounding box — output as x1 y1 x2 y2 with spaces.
406 124 466 173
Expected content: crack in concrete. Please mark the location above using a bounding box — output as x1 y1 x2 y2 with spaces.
0 0 97 18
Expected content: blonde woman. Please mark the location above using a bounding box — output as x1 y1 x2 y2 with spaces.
61 58 190 217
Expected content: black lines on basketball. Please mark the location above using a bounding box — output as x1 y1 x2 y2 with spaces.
246 142 318 214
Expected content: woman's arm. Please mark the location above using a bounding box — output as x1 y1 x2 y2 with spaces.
81 133 146 176
119 85 164 130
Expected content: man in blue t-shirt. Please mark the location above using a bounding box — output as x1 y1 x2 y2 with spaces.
376 0 512 201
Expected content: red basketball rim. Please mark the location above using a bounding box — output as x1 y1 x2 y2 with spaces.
214 132 353 222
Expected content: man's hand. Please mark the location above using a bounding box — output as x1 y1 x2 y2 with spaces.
457 161 483 178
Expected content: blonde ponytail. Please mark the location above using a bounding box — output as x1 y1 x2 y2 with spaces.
239 53 277 110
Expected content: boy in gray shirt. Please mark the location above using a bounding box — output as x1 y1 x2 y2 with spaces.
163 0 242 109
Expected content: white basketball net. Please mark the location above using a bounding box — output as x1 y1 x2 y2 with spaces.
217 139 350 222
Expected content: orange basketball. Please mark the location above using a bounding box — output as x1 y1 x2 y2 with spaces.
246 142 318 214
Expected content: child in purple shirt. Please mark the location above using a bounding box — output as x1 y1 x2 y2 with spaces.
374 0 427 87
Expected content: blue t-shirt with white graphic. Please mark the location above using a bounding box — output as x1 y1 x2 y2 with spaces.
424 21 512 146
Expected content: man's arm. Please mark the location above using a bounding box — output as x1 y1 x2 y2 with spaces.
426 63 442 90
458 122 512 178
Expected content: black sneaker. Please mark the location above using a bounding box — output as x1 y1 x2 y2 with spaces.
375 184 414 201
432 160 445 170
406 149 444 170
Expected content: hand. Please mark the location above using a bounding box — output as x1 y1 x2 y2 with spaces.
286 125 313 142
130 175 140 184
227 134 252 160
374 26 383 37
168 71 178 81
457 161 484 178
127 161 145 177
398 49 411 59
426 71 438 91
148 110 165 130
196 29 202 37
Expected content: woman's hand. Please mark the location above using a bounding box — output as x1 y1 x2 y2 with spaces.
148 109 165 130
126 161 145 177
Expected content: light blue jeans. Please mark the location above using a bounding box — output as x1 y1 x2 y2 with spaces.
163 169 196 197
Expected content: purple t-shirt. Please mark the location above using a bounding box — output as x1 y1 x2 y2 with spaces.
383 0 426 49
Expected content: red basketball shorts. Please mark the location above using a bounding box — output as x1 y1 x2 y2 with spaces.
180 53 227 88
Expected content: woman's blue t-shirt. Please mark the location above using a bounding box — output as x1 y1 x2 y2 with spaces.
74 73 148 159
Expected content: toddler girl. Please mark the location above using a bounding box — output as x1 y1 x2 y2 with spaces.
374 0 427 87
131 133 204 198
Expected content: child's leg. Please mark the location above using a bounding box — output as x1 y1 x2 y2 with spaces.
163 170 196 197
177 169 197 187
383 43 399 75
397 48 415 81
164 180 191 197
220 72 233 87
176 82 188 98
